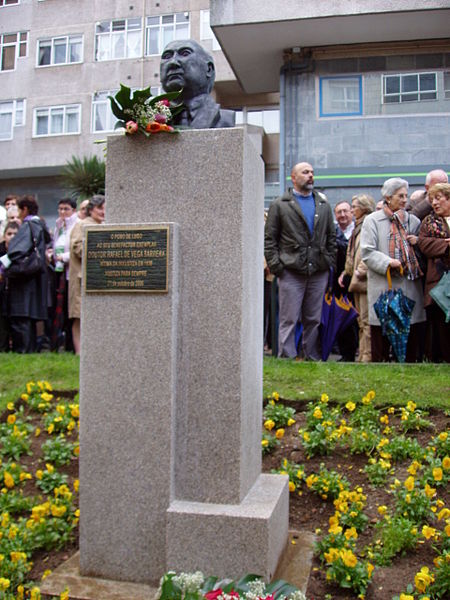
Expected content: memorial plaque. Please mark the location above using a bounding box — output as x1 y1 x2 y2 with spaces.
84 225 169 293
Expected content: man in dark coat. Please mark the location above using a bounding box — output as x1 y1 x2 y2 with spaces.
0 195 50 352
160 39 235 129
265 162 336 360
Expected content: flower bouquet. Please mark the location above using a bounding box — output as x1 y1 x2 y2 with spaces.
109 84 184 137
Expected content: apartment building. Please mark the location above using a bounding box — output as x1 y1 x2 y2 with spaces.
0 0 279 223
212 0 450 203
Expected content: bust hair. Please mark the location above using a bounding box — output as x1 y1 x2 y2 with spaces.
428 183 450 201
381 178 409 200
18 195 39 215
352 193 375 215
86 194 105 216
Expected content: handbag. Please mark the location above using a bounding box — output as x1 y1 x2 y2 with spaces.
7 223 45 279
429 271 450 323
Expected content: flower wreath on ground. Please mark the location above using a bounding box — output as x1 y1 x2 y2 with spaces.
109 84 184 137
157 571 307 600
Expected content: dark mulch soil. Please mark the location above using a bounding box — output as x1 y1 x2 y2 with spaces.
262 403 449 600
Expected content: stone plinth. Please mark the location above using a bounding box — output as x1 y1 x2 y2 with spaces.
79 128 288 584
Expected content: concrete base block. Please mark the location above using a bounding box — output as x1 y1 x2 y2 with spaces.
166 474 289 581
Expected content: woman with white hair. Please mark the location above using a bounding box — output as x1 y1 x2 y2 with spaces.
360 178 425 361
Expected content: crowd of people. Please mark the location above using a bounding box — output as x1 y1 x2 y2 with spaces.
0 194 105 354
264 165 450 363
1 166 449 363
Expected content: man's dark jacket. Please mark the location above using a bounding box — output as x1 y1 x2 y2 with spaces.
264 189 336 277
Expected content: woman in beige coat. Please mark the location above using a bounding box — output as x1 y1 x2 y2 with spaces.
69 195 105 354
339 194 375 362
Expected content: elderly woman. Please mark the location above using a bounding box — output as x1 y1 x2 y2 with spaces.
418 183 450 362
360 178 425 362
69 195 105 354
338 194 375 362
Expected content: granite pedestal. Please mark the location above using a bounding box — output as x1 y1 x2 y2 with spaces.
79 128 288 584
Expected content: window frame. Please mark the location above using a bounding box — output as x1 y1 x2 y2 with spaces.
145 12 190 56
319 75 363 118
37 34 83 67
0 0 20 7
0 98 25 141
382 72 438 104
0 31 28 72
199 9 221 52
33 103 81 137
94 17 142 62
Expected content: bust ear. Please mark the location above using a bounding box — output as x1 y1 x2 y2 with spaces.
206 60 215 79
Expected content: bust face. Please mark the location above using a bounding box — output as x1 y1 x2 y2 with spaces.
160 40 213 99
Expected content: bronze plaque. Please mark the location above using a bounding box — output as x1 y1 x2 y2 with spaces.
84 226 169 293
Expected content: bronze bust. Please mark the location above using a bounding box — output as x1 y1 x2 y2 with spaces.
160 39 235 129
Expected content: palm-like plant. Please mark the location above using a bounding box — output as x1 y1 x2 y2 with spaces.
61 155 106 200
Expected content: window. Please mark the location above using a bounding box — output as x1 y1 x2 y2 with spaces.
37 35 83 66
319 76 362 116
145 13 189 56
0 99 24 140
443 72 450 100
95 18 142 61
1 31 28 71
235 108 280 133
200 10 220 51
33 104 81 137
0 1 20 6
92 90 118 132
383 72 437 103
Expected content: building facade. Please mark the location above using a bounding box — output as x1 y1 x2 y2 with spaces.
212 0 450 204
0 0 278 224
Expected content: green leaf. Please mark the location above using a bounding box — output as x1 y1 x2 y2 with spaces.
108 96 127 121
201 576 218 592
265 579 300 599
115 84 133 109
150 89 183 105
131 86 152 104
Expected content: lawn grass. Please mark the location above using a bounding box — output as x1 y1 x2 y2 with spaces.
0 353 80 411
263 356 450 409
0 353 448 412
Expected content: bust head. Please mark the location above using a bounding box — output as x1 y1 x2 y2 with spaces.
160 39 215 100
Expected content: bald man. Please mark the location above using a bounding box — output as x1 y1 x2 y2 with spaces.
264 162 336 360
410 169 448 220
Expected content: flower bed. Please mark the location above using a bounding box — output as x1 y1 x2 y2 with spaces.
263 392 449 599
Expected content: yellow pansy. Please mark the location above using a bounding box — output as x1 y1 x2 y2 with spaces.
324 547 339 563
433 467 443 481
287 418 295 426
442 456 450 469
6 414 16 425
271 391 280 401
3 472 14 489
261 439 269 448
406 400 416 412
41 570 52 580
6 402 14 411
313 407 323 419
377 505 387 515
344 527 358 540
264 419 275 431
438 431 448 441
340 548 357 568
288 481 296 492
367 563 374 578
424 483 436 498
321 393 329 403
422 525 436 540
275 428 285 439
404 476 415 491
0 578 11 591
399 594 414 600
414 566 434 593
345 401 356 412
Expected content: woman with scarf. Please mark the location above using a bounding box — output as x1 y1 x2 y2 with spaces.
418 183 450 362
360 178 425 362
338 194 375 362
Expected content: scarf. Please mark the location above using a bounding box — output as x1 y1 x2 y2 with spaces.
421 212 450 272
384 207 422 280
346 216 364 264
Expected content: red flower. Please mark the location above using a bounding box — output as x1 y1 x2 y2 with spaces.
160 99 170 106
204 590 223 600
125 121 138 134
154 113 167 124
146 121 162 133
